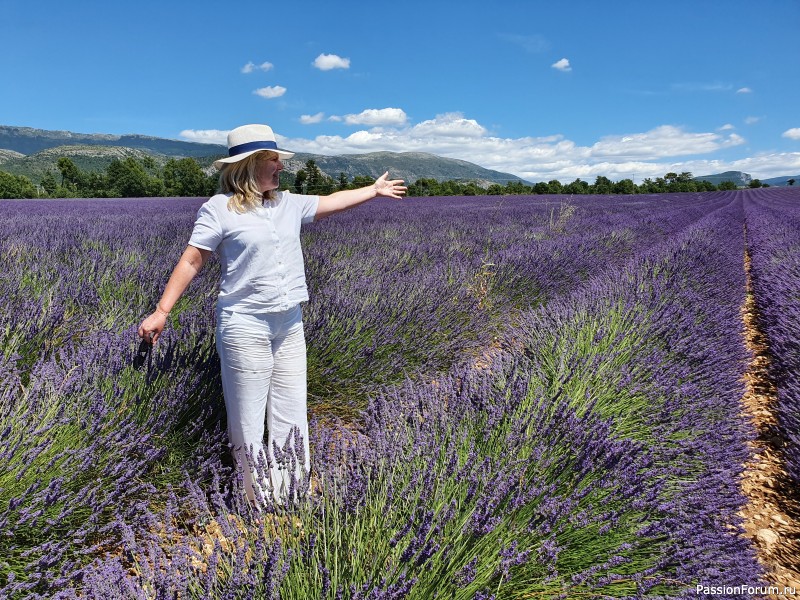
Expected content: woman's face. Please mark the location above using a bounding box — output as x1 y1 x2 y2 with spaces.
254 152 283 192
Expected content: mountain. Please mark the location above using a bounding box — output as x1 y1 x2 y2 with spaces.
283 151 526 187
0 145 182 184
0 125 529 187
0 125 225 158
693 171 752 187
761 174 800 187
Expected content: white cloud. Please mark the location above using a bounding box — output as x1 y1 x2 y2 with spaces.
241 61 274 74
253 86 287 99
197 112 797 183
551 58 571 72
411 112 487 138
313 53 350 71
718 124 735 131
782 128 800 140
736 87 753 94
589 125 744 159
744 116 761 125
179 129 228 145
300 112 325 125
342 107 408 127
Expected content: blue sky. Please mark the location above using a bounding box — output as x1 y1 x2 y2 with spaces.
2 0 799 182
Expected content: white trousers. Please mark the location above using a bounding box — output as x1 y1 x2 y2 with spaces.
216 304 310 504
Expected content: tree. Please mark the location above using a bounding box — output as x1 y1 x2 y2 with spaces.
293 169 308 194
408 178 440 196
564 178 589 194
107 157 164 197
163 157 214 197
547 180 563 194
337 172 349 191
788 178 795 186
613 178 636 195
504 180 531 195
486 183 505 196
592 175 613 194
301 159 335 195
718 180 738 190
40 171 58 196
350 175 376 189
0 171 37 198
749 179 762 189
57 157 82 189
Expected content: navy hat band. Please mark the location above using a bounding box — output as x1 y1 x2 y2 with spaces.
228 140 279 157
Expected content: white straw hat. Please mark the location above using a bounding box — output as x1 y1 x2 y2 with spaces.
213 124 294 169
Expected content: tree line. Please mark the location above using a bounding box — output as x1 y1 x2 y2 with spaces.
0 157 785 200
0 156 219 199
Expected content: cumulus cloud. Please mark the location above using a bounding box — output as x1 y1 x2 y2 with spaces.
783 128 800 140
736 87 753 94
551 58 571 72
193 112 797 183
410 112 487 138
179 129 228 145
253 86 287 99
341 108 408 127
744 116 761 125
718 124 735 131
300 112 325 125
313 53 350 70
241 61 274 74
590 125 744 159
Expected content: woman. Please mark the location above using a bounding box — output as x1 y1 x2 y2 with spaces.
137 123 406 505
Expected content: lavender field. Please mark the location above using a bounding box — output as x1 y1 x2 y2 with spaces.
1 188 799 598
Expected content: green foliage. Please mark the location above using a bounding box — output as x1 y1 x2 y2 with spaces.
0 171 37 198
163 157 217 197
1 153 739 200
0 155 218 199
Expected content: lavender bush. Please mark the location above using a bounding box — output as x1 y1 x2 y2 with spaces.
2 189 794 597
743 187 800 484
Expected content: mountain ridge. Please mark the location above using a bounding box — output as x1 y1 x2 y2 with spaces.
2 125 798 187
0 125 529 186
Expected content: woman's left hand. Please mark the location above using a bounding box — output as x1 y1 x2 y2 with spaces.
373 172 407 199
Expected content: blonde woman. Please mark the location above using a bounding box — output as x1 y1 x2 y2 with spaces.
138 124 406 505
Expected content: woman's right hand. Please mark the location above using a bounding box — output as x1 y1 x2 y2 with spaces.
138 312 168 345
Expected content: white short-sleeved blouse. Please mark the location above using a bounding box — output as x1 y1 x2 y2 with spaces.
188 190 319 314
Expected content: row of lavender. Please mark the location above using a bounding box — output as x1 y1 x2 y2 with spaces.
66 192 764 597
0 191 760 597
743 187 800 486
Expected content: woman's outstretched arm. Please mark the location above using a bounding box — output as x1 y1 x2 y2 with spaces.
315 171 406 220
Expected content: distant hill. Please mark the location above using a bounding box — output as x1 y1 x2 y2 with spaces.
694 170 799 187
283 151 527 187
0 145 184 184
0 125 225 158
0 125 530 187
694 171 752 187
762 174 799 187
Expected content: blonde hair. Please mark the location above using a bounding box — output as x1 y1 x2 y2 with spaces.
218 151 278 213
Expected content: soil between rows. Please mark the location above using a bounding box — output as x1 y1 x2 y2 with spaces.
739 245 800 593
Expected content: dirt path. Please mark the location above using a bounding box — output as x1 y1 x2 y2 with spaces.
739 244 800 593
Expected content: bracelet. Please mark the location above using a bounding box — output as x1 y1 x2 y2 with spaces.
155 303 170 317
